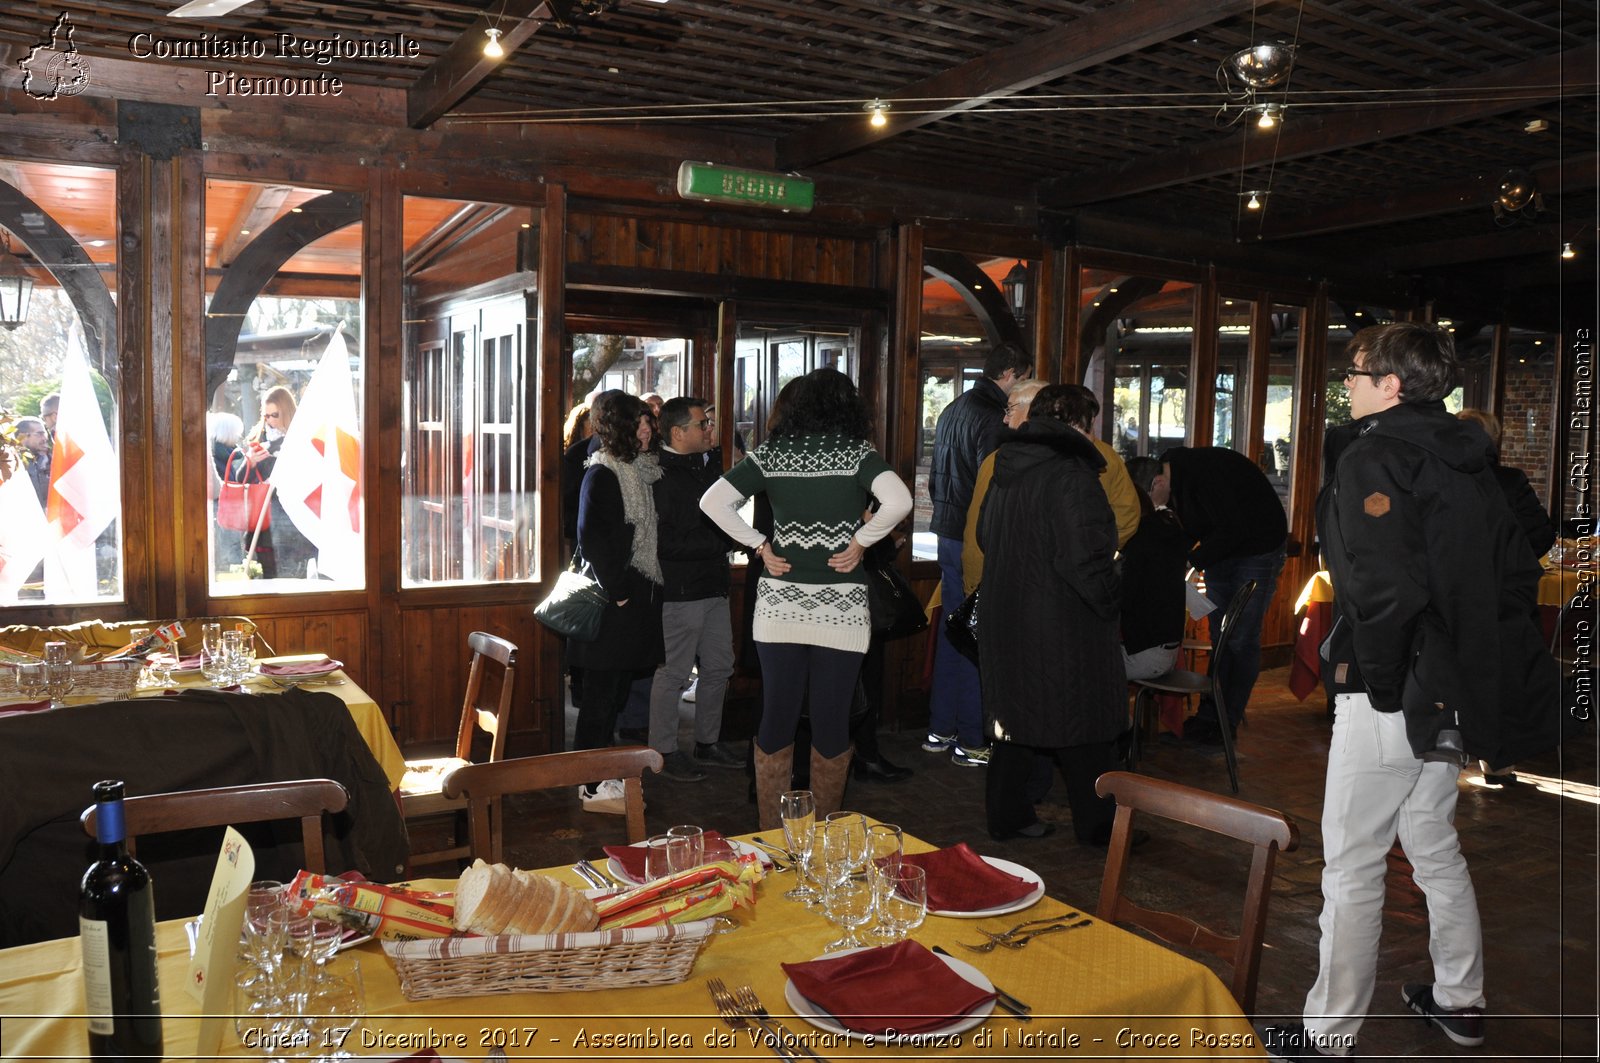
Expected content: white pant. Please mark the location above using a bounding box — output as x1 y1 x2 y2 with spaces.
1122 641 1180 681
1302 693 1484 1052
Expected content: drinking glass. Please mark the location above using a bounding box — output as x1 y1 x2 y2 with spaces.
822 812 867 876
241 882 288 992
221 630 247 685
864 823 903 941
303 954 364 1061
881 865 928 942
15 662 48 699
44 652 74 709
642 835 675 882
778 790 818 903
200 622 227 685
822 876 874 952
666 824 704 873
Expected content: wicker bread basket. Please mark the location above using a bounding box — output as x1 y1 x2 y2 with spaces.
381 919 716 999
0 659 141 700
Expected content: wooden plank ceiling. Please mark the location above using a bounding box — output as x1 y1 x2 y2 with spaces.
0 0 1593 325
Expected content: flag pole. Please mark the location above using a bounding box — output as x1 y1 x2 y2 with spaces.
243 483 276 573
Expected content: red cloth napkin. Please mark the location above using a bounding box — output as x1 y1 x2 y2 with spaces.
898 843 1034 913
0 700 52 719
171 654 202 670
259 659 342 676
1289 600 1331 701
603 830 735 881
781 940 995 1035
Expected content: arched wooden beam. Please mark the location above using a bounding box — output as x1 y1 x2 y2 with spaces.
1079 276 1164 352
922 249 1022 348
0 179 118 383
205 190 362 402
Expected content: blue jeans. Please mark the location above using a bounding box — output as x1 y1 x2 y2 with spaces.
1197 547 1284 729
929 535 984 748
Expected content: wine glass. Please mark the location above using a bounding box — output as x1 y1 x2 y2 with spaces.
200 623 228 686
221 630 247 685
864 823 903 942
881 865 928 943
823 812 867 876
15 662 48 700
642 835 675 883
778 790 818 903
44 659 74 709
821 876 874 952
303 954 364 1061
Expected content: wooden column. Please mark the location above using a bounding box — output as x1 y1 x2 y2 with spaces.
1188 266 1219 444
1059 245 1082 385
714 299 736 468
368 165 404 740
890 222 924 489
1486 322 1509 419
1243 294 1272 463
534 181 569 749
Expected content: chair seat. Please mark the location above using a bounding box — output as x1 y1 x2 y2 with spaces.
1135 669 1209 695
400 755 467 797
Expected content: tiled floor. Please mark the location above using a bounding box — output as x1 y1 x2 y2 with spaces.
412 666 1599 1061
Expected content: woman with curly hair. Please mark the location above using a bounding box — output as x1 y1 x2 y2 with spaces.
571 391 665 814
700 368 912 826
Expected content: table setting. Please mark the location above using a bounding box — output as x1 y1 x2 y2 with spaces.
0 785 1265 1061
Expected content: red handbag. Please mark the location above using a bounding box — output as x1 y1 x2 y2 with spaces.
218 449 273 532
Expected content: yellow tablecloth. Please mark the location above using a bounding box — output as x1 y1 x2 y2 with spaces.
0 835 1263 1061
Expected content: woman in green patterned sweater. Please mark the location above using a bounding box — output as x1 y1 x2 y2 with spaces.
700 369 912 827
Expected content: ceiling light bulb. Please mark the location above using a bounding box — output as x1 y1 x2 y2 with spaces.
1255 104 1280 130
484 27 505 59
1562 241 1577 260
1246 192 1262 210
866 99 888 128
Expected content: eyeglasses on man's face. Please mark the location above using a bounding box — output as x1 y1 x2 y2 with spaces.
1332 366 1383 382
687 417 714 429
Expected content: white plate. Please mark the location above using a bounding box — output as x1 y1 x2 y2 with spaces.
928 855 1044 919
783 946 995 1042
606 838 772 885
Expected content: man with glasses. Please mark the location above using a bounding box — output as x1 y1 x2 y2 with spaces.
1262 322 1557 1059
645 397 742 781
925 340 1034 767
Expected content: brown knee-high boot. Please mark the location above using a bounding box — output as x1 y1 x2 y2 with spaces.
809 746 854 818
753 744 794 831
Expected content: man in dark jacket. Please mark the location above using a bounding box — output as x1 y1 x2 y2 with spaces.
1160 444 1288 741
646 397 741 781
925 341 1032 766
1264 323 1559 1059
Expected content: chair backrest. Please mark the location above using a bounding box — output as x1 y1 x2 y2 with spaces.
1093 770 1298 1015
441 747 664 863
80 779 350 873
454 631 518 764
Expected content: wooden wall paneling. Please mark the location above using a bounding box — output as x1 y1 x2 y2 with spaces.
566 211 592 266
767 230 788 280
534 183 569 751
248 611 369 680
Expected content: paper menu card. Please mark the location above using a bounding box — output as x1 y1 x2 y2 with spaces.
188 828 254 1057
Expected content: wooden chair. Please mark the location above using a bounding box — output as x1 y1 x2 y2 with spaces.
441 747 664 864
1093 770 1299 1016
399 631 517 869
80 779 349 872
1127 579 1257 793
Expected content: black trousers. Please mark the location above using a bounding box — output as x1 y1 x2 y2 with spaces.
986 738 1116 842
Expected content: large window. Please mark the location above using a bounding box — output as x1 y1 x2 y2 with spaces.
1080 270 1196 461
0 160 121 605
204 179 365 595
734 320 861 450
401 195 537 586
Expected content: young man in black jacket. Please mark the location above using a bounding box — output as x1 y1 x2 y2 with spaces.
1263 323 1558 1059
645 397 742 781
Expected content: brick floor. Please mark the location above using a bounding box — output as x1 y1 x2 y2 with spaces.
410 666 1599 1061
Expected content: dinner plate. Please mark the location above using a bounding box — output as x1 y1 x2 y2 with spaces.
929 855 1044 919
783 946 995 1042
606 837 772 885
254 660 344 684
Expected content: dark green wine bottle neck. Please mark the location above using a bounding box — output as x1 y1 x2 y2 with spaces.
94 798 127 849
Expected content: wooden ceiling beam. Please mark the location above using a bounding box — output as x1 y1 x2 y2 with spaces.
1253 153 1600 240
774 0 1255 171
407 0 559 129
1043 43 1598 208
1385 220 1593 272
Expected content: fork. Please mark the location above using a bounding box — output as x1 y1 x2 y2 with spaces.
959 921 1081 952
734 984 826 1062
708 977 792 1061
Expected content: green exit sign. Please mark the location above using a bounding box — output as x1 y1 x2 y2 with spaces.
676 162 814 212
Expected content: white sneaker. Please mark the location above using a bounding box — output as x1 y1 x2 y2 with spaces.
579 779 628 816
681 676 699 703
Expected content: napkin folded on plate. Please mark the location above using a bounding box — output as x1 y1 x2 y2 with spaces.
0 699 52 718
168 654 202 670
781 939 995 1035
258 659 343 676
603 830 737 881
898 842 1034 912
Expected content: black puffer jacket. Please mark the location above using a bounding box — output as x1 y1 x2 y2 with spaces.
653 448 733 601
1317 401 1559 766
928 375 1007 538
975 417 1125 748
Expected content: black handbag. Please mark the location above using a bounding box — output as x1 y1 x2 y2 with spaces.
533 551 608 641
944 584 981 664
863 540 928 641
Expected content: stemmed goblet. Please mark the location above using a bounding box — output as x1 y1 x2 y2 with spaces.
778 790 818 904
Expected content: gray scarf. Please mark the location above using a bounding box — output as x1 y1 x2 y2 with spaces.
588 449 664 584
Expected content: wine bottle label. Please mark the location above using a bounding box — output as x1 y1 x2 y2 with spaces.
80 917 114 1036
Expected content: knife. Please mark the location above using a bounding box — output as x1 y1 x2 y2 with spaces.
931 945 1032 1020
